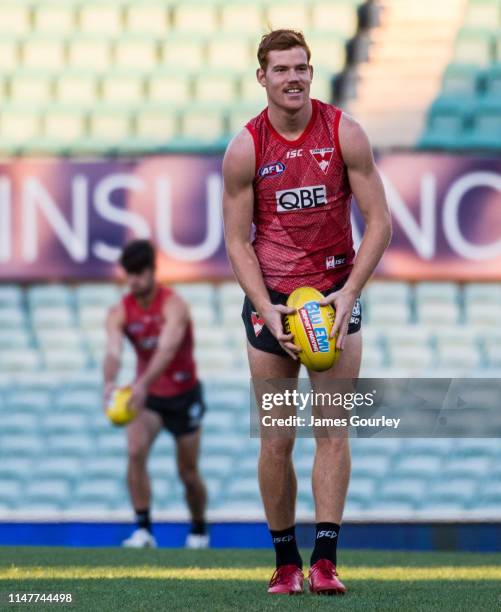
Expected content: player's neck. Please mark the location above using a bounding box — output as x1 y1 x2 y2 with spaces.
267 99 313 141
135 284 157 310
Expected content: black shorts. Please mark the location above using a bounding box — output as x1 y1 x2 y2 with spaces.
242 277 362 357
146 382 206 437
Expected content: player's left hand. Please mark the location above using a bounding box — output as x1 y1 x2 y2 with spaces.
129 380 147 413
319 287 357 350
103 382 116 411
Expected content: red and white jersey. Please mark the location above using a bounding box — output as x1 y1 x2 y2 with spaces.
122 285 197 397
245 98 354 293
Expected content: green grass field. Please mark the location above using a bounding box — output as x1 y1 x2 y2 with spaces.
1 547 500 611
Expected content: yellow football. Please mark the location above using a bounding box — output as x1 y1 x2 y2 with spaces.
106 386 136 426
284 286 340 371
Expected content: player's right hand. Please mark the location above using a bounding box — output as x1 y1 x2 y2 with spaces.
261 303 301 360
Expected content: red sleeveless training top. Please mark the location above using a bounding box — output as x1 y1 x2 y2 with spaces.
245 98 354 293
122 285 197 397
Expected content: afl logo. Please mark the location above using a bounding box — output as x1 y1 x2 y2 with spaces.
259 161 286 178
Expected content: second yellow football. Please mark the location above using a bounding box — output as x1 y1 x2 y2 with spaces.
106 386 136 426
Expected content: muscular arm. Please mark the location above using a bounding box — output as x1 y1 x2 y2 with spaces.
136 293 189 391
222 129 299 358
322 115 392 348
103 303 125 403
222 129 270 314
341 115 392 296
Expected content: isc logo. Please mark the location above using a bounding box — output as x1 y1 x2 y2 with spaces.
286 149 303 159
326 254 347 270
275 185 327 212
316 530 337 539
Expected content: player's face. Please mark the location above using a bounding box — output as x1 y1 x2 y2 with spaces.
126 268 155 299
258 46 313 110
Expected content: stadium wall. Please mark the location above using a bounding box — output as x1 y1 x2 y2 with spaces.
1 521 500 552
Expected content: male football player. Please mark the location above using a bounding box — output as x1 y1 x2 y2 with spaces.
103 239 209 549
223 30 391 594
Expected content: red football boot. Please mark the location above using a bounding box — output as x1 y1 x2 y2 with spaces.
308 559 347 595
267 564 304 595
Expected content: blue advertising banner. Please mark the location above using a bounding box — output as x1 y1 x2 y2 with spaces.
0 153 499 281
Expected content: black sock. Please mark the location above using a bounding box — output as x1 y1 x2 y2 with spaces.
270 525 302 569
310 522 340 566
190 520 207 535
135 508 151 533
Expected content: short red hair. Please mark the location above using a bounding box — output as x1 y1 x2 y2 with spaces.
257 29 311 71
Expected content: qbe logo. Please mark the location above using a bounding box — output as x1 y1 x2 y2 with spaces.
275 185 327 212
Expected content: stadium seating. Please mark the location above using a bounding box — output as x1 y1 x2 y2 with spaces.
0 0 498 528
343 0 500 150
0 279 499 380
0 0 368 154
0 279 499 519
419 0 501 150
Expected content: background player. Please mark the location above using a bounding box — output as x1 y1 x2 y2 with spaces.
223 30 391 594
103 239 209 549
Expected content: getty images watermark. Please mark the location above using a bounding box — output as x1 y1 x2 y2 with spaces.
260 388 401 430
250 378 501 438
